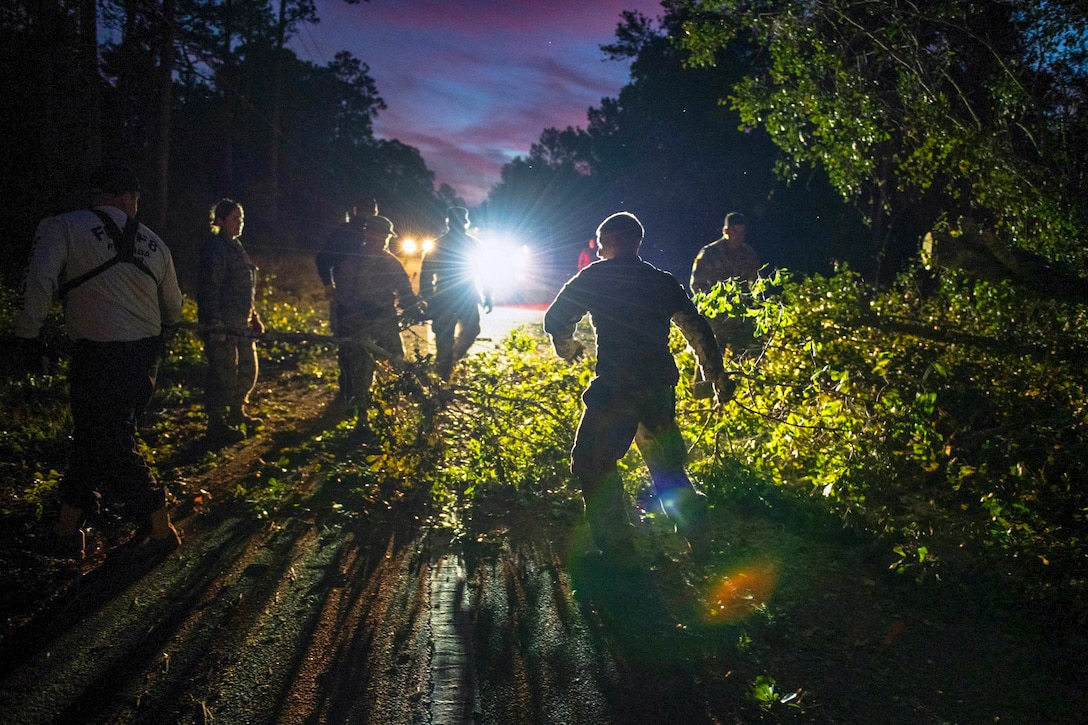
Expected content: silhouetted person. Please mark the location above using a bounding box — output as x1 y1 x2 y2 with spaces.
14 162 183 559
419 206 492 381
577 238 597 271
545 212 734 569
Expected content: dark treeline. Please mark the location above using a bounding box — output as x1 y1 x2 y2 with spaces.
0 0 459 293
478 8 867 284
2 1 1085 294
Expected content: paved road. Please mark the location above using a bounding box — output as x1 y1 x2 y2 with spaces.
401 304 548 360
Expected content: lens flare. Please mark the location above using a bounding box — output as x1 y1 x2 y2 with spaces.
704 562 779 624
471 234 532 299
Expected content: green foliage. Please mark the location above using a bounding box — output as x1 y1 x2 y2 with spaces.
346 327 590 532
684 266 1088 577
161 297 205 377
676 0 1088 272
0 265 335 520
749 674 778 708
0 300 72 513
7 252 1088 597
439 329 588 496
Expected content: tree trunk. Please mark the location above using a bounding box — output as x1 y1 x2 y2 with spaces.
152 0 175 230
268 0 288 224
81 0 101 171
219 0 235 192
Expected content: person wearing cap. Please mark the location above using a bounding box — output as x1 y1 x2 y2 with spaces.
689 211 761 352
197 198 264 445
419 206 492 381
13 161 184 559
544 212 734 569
316 197 379 402
332 214 422 442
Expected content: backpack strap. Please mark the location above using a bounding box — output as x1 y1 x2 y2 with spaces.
59 210 157 298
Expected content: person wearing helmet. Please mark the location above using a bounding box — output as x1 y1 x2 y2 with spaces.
316 197 379 402
545 211 734 569
333 215 422 443
419 206 492 381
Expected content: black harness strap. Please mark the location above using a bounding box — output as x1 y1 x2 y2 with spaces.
59 210 158 298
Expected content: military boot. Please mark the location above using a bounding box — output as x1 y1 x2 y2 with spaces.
139 506 182 555
206 414 245 446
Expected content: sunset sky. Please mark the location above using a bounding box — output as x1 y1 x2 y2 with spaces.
292 0 664 206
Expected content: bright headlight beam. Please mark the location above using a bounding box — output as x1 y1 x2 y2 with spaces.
471 234 532 297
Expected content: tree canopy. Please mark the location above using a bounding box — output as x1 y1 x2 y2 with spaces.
0 0 449 291
481 9 869 281
484 1 1087 285
675 0 1088 279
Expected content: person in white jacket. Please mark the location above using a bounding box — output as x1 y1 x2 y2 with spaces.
14 162 184 560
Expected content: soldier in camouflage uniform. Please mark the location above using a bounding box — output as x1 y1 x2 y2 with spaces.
545 212 735 568
333 215 422 442
316 197 378 400
689 212 760 351
197 199 264 445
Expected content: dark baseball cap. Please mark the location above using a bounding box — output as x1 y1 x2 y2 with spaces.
365 215 397 238
89 162 143 195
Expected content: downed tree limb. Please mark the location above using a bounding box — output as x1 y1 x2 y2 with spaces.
826 313 1088 365
921 219 1088 306
179 321 403 366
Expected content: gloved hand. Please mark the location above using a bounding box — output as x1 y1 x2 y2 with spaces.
553 337 585 363
249 315 265 336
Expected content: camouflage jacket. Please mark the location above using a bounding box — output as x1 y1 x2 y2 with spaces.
315 221 365 288
334 246 417 323
419 229 484 308
689 238 760 293
198 231 258 329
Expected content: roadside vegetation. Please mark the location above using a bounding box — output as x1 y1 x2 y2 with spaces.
4 249 1088 719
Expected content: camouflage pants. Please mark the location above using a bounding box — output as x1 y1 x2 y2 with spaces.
570 380 707 553
203 334 258 423
339 313 404 426
431 300 481 380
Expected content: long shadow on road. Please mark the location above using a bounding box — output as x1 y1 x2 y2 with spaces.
5 458 1084 724
0 470 737 725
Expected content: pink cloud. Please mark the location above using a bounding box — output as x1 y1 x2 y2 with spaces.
297 0 664 205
